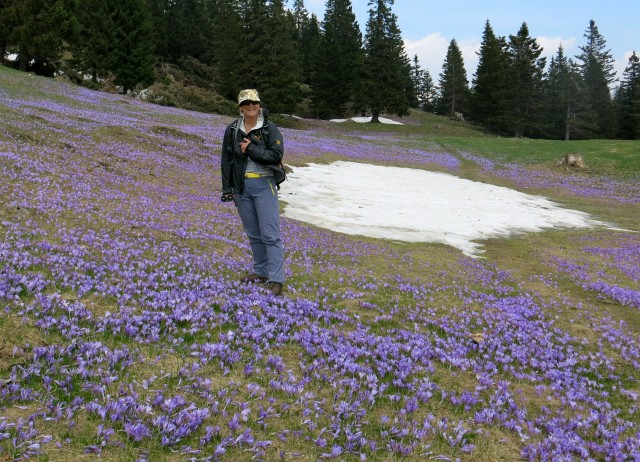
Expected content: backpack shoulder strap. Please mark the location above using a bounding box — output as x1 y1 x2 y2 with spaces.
260 123 270 141
232 117 242 144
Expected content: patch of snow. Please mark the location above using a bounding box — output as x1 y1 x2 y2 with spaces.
281 161 612 256
330 116 404 125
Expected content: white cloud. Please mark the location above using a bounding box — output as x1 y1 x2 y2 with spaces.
536 36 578 68
405 34 480 79
537 36 576 55
405 33 599 78
405 33 449 78
536 35 629 83
458 38 482 78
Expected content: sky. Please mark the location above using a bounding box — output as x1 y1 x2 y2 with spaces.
303 0 639 85
281 160 611 256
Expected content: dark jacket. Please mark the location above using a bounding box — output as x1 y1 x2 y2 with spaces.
221 109 285 195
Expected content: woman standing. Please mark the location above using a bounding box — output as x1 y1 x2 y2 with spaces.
220 89 286 296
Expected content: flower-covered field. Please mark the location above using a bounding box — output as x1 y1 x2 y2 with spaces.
1 67 639 461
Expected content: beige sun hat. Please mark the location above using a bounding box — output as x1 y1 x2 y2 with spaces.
238 89 261 105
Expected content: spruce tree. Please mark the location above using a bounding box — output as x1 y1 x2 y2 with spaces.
575 19 617 138
7 0 75 74
362 0 413 122
299 14 321 87
233 0 271 92
71 0 155 92
111 0 155 92
313 0 363 119
469 20 510 133
146 0 169 59
70 0 117 82
236 0 301 114
163 0 214 65
545 45 585 140
0 0 18 61
616 51 640 139
292 0 309 41
505 22 546 137
436 39 468 117
211 0 244 101
411 55 435 111
291 0 321 90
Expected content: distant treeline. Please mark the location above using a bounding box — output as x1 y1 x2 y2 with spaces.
1 0 639 139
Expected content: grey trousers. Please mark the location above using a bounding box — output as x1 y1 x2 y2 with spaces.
235 177 285 283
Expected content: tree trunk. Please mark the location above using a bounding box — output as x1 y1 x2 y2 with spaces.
564 103 571 141
370 109 381 123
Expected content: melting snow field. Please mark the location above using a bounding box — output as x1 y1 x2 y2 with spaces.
282 161 611 256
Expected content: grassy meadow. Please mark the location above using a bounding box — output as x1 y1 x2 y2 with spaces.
1 65 639 461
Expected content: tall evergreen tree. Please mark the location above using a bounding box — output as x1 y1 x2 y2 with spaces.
312 0 363 118
70 0 117 82
292 0 321 89
146 0 169 58
71 0 155 92
237 0 301 113
436 38 468 117
7 0 75 74
111 0 156 92
292 0 309 41
616 51 640 139
469 20 509 133
545 45 585 140
266 0 302 113
211 0 244 100
0 0 18 61
231 0 267 90
575 19 617 138
162 0 214 64
362 0 413 122
299 14 321 87
410 54 435 111
505 22 546 137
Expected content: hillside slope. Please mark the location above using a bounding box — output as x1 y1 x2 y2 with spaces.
1 67 639 461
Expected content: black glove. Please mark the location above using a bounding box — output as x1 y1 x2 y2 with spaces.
221 193 234 203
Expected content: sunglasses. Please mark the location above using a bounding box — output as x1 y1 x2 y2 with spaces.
240 100 260 106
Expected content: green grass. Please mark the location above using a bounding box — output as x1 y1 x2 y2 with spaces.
438 136 640 174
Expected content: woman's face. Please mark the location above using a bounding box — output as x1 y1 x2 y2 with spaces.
240 100 260 117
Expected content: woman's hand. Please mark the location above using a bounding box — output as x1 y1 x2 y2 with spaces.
239 137 251 154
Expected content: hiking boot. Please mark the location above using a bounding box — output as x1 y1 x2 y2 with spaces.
241 274 268 284
267 282 283 296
